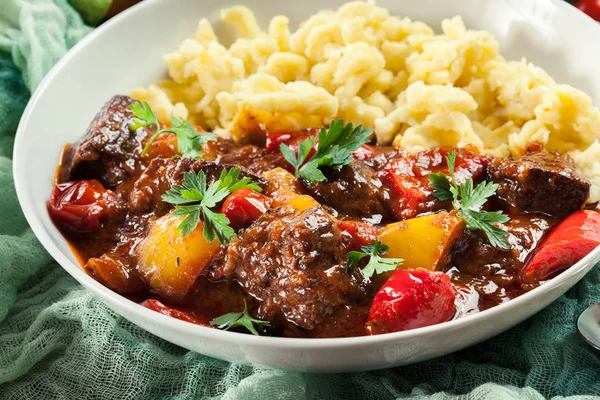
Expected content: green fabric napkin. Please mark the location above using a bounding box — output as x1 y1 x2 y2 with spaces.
1 1 600 399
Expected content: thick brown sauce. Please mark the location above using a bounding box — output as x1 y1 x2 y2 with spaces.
56 137 549 337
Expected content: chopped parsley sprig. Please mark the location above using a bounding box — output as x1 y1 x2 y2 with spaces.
346 240 404 279
129 101 217 159
429 150 510 249
162 167 262 243
280 120 372 183
210 300 271 336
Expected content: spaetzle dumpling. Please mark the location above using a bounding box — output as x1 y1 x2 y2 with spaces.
130 1 600 203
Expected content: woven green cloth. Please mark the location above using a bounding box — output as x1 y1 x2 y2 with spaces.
1 1 600 399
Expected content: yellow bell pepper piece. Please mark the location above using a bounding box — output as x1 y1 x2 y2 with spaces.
378 211 465 271
137 213 221 300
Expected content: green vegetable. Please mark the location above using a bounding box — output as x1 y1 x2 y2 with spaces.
162 167 262 243
129 101 217 159
210 300 271 336
346 240 404 279
280 120 372 183
429 150 511 249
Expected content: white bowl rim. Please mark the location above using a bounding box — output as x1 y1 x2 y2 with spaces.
12 0 600 350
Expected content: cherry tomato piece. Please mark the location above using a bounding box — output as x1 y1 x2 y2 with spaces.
366 268 455 335
48 180 122 232
222 188 272 230
576 0 600 22
141 299 202 324
522 210 600 283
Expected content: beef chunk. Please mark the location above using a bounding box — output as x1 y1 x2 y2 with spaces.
60 95 151 189
129 158 197 214
299 161 391 220
451 215 556 308
203 140 287 175
206 206 371 334
129 158 266 214
488 151 590 218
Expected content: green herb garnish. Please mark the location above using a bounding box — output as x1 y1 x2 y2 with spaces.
129 101 217 159
210 300 271 336
346 240 404 279
429 150 511 249
162 167 262 243
280 120 372 183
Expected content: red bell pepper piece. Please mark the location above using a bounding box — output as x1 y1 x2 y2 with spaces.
222 188 272 230
337 220 378 251
377 147 488 220
48 180 122 232
265 129 319 154
366 268 456 335
575 0 600 22
265 131 294 153
521 210 600 283
141 299 202 324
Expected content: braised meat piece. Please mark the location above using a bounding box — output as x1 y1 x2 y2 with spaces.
488 151 590 218
203 140 287 175
59 95 151 190
206 205 372 335
129 158 266 214
377 147 488 220
451 215 557 308
299 161 392 220
129 157 195 214
358 146 398 171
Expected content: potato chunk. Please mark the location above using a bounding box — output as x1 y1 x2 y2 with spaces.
378 211 464 271
137 213 220 300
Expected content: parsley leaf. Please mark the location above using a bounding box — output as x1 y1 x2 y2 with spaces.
162 167 262 243
280 137 315 176
130 101 157 130
461 209 510 249
429 173 453 201
210 300 271 336
346 240 404 279
428 150 511 249
280 120 372 182
129 101 217 159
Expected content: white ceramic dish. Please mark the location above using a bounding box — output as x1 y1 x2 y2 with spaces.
13 0 600 372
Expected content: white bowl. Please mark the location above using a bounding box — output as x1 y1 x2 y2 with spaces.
13 0 600 372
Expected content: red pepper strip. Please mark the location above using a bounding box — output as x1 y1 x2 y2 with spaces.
366 268 455 335
575 0 600 22
222 188 272 230
141 299 202 324
522 210 600 283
